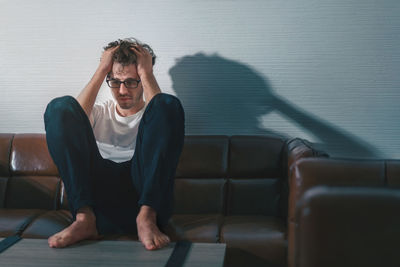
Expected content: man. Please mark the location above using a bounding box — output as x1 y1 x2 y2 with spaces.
44 38 185 251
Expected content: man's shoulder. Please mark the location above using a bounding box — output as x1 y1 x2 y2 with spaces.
93 99 115 113
94 99 115 108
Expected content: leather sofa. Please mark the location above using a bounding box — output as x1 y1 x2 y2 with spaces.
0 133 326 267
289 157 400 267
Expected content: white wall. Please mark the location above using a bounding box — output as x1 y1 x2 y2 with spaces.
1 0 399 159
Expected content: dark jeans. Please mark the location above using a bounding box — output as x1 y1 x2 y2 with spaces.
44 93 185 235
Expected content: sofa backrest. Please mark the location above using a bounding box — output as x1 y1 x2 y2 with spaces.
0 134 294 217
0 134 61 210
174 135 287 217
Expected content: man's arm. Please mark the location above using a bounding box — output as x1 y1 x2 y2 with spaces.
140 72 162 104
131 45 161 104
77 46 119 117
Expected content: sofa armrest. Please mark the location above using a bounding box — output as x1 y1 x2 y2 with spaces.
287 157 388 267
279 138 328 221
0 133 14 177
286 138 328 169
296 186 400 267
288 158 385 222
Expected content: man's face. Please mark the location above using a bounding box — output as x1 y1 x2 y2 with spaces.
109 62 144 110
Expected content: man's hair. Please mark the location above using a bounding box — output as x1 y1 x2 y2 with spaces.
103 38 156 66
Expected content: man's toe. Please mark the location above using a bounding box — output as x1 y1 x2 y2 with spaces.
48 236 58 248
163 235 170 244
143 239 156 250
155 237 164 249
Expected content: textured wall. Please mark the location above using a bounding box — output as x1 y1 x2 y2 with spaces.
1 0 399 159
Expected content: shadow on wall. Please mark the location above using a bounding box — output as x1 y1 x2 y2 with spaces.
169 53 381 159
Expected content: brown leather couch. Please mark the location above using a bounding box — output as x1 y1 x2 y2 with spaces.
289 157 400 267
0 133 325 267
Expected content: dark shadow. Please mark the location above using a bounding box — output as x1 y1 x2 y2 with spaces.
169 53 381 158
223 247 284 267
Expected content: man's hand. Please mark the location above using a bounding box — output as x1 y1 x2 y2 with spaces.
129 44 161 103
130 45 153 79
76 45 119 117
99 45 119 73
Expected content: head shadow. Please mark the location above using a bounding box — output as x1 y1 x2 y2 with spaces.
169 53 381 158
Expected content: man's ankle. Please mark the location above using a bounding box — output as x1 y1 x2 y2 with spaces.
137 205 157 222
76 206 96 221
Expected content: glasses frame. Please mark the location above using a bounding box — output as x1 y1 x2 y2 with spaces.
106 77 141 89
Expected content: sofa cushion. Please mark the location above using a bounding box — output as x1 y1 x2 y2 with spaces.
0 209 46 236
174 179 225 214
175 136 229 178
10 134 58 176
21 210 72 238
165 214 222 243
227 178 280 216
5 176 61 210
221 216 287 267
228 136 284 178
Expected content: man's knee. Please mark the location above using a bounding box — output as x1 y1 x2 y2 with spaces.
149 93 184 119
44 95 83 130
45 96 78 121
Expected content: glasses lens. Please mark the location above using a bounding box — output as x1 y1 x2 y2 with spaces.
124 79 138 88
108 79 120 88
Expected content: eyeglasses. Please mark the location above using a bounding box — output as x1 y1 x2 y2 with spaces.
106 78 141 89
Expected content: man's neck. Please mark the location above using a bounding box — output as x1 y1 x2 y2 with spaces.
116 101 146 117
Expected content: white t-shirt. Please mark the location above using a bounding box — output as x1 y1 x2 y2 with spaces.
89 100 146 163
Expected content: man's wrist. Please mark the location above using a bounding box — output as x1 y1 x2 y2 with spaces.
96 65 111 77
139 71 155 82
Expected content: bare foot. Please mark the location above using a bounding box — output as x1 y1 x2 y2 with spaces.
136 205 170 250
48 206 99 248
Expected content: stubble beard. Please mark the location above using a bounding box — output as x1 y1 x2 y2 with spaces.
118 94 144 110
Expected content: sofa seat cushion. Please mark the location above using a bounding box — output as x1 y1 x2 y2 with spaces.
165 214 222 243
0 209 47 236
21 210 72 238
221 216 287 267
